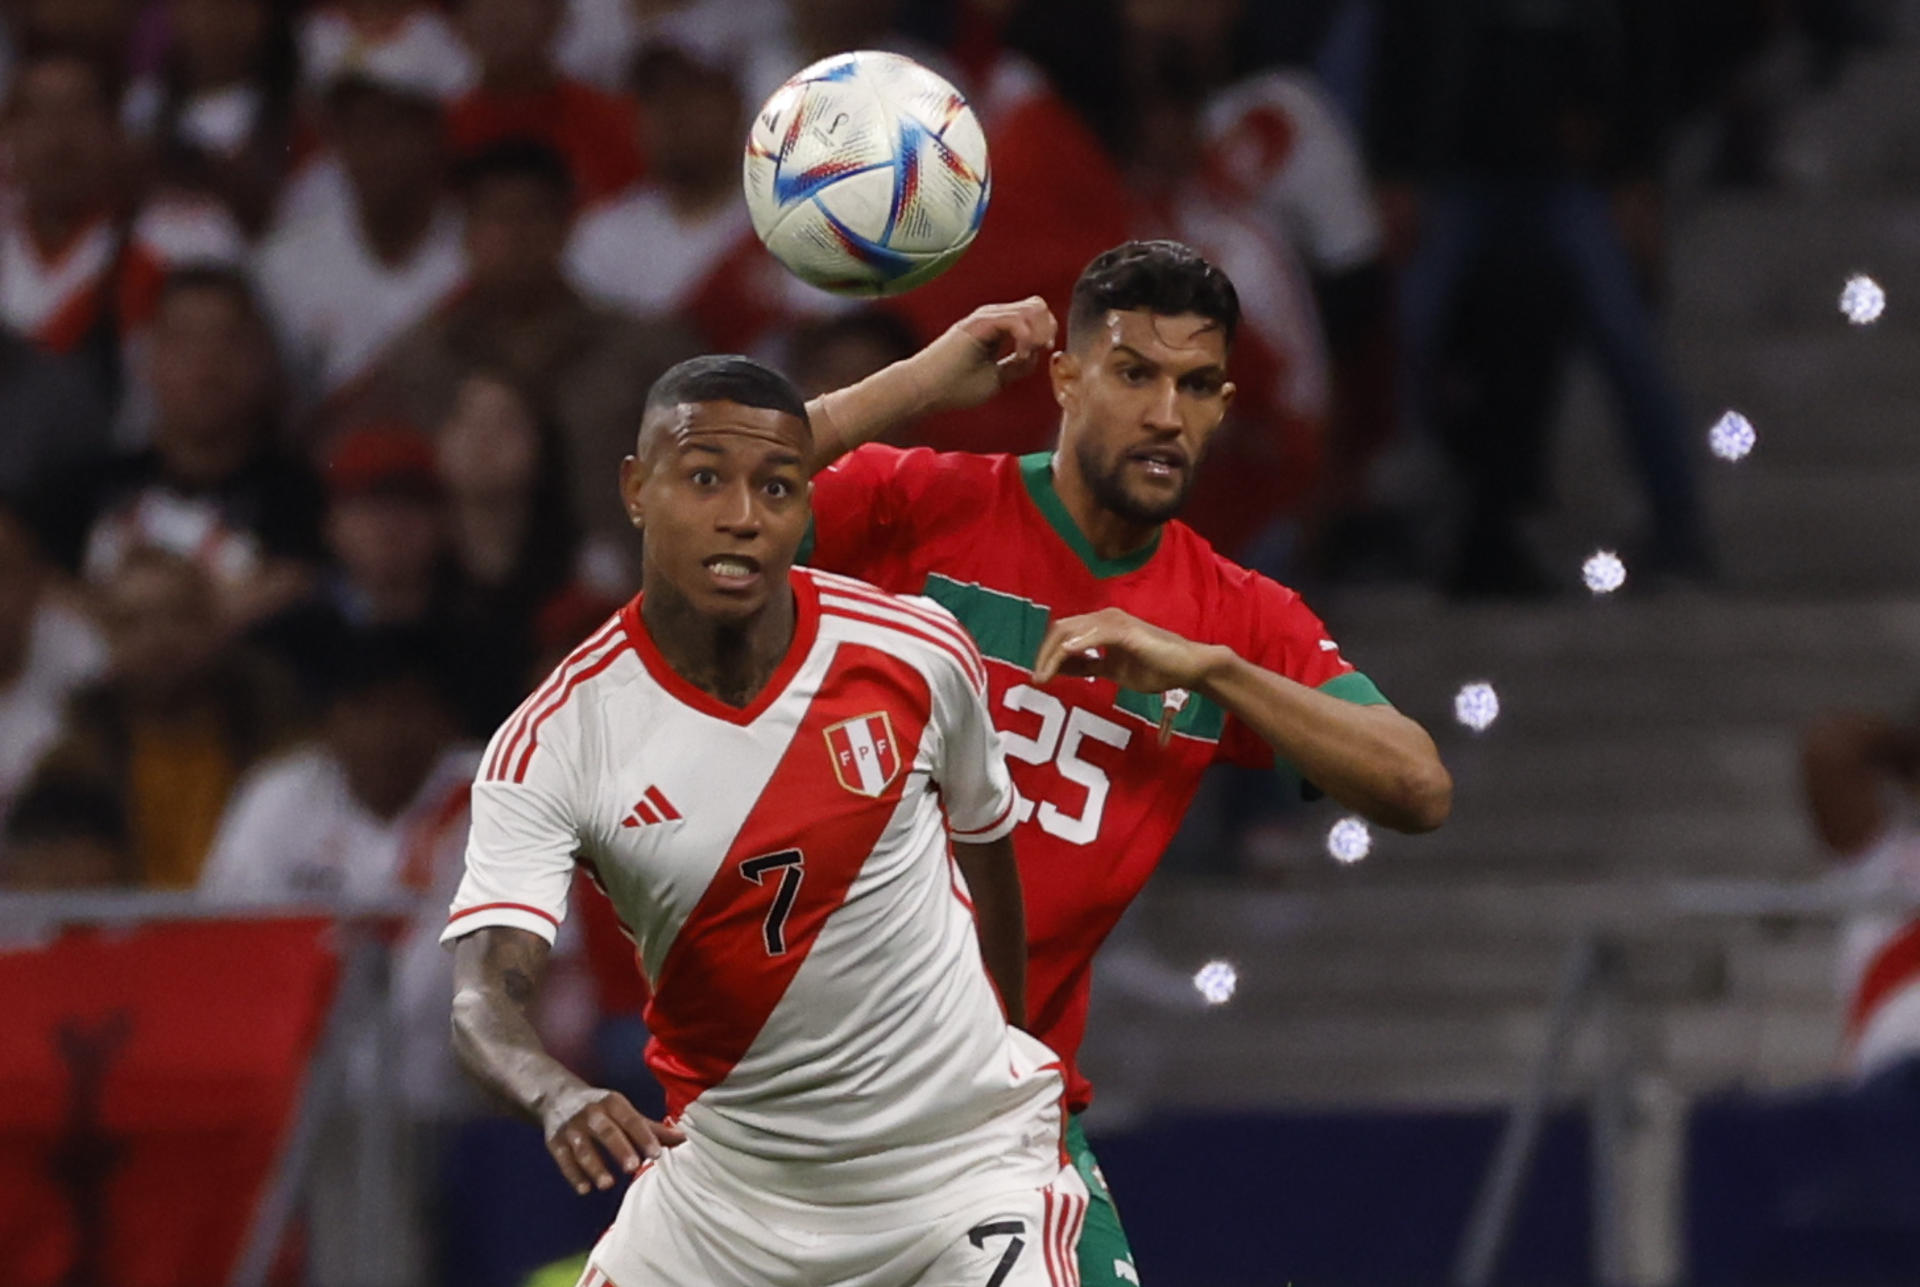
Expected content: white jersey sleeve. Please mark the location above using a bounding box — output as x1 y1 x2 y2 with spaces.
909 594 1019 843
442 708 586 946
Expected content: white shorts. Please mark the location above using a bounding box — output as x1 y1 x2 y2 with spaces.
576 1143 1091 1287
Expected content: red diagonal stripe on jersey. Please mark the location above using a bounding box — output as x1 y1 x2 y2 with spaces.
632 798 660 826
644 784 681 821
641 643 930 1117
1849 919 1920 1039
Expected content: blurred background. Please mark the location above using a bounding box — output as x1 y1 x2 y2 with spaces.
3 0 1920 1283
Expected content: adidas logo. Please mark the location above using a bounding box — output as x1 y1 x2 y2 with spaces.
621 785 682 828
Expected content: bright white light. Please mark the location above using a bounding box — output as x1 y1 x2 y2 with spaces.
1840 274 1886 325
1708 410 1756 462
1583 550 1627 595
1193 960 1237 1006
1327 817 1371 864
1454 682 1500 732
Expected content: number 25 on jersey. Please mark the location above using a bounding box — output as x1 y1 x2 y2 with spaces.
999 684 1132 846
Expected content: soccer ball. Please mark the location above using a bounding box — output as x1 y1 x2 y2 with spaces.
743 51 991 297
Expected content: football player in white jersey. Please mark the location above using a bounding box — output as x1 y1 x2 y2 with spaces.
444 355 1088 1287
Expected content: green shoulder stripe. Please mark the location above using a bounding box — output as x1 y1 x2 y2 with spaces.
1320 671 1389 707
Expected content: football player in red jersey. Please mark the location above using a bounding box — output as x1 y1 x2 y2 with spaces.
800 240 1453 1286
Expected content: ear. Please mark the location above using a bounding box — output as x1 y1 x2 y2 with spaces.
1219 379 1237 415
1049 349 1081 413
618 455 646 528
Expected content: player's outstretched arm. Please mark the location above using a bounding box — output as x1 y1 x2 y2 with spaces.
805 296 1057 471
953 835 1028 1028
451 926 684 1194
1034 608 1453 834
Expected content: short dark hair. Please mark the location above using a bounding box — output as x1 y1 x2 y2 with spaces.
644 354 811 425
1067 240 1240 349
454 136 575 207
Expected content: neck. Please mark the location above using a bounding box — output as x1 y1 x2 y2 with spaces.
1051 452 1159 562
26 202 97 256
162 427 256 486
360 577 434 623
664 174 736 222
481 63 556 95
359 196 437 265
471 275 570 322
641 576 793 708
352 762 429 821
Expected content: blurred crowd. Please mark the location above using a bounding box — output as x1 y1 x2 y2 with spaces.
0 0 1896 908
0 1 1897 1280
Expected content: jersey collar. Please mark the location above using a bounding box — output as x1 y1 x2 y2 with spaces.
620 568 821 725
1019 452 1161 578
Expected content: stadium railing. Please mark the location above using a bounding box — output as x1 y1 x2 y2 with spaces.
1456 878 1920 1287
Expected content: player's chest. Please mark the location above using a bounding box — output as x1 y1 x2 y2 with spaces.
585 671 934 899
913 568 1230 749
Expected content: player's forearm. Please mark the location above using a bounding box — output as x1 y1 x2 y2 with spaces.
1199 651 1453 833
449 927 591 1121
805 350 941 472
954 836 1028 1028
805 299 1049 471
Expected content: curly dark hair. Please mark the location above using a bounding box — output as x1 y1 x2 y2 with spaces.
1067 240 1240 350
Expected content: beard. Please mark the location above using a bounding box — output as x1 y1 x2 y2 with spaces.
1075 436 1195 527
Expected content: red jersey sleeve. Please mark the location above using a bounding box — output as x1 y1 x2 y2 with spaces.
1216 569 1388 771
806 443 944 585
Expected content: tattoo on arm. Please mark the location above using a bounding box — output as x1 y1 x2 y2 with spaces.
450 927 583 1120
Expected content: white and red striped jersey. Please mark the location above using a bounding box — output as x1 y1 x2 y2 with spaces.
443 567 1068 1209
1836 821 1920 1077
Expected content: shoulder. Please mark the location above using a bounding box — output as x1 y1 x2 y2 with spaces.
573 189 656 247
227 744 336 814
479 608 639 785
806 568 988 695
821 442 1013 497
1160 522 1316 621
255 210 347 290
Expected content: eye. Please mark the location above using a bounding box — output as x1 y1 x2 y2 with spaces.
1181 373 1225 396
690 467 719 486
764 478 795 499
1121 365 1151 385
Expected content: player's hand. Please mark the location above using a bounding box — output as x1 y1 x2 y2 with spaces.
540 1085 685 1195
917 296 1057 414
1032 608 1231 699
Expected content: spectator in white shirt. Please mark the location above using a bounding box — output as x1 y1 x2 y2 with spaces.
256 59 464 411
0 500 108 841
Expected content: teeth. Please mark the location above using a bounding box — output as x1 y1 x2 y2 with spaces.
710 559 754 577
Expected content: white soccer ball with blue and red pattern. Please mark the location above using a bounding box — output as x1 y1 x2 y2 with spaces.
743 51 990 297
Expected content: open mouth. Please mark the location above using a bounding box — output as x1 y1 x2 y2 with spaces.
1126 445 1189 481
703 554 762 588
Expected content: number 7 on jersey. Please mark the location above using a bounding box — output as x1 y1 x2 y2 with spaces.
740 849 806 955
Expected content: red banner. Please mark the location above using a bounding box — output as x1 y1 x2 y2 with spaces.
0 918 339 1287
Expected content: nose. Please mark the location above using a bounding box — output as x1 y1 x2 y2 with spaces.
1143 375 1182 432
715 477 761 535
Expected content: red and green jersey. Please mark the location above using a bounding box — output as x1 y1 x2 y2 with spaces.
806 446 1387 1111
